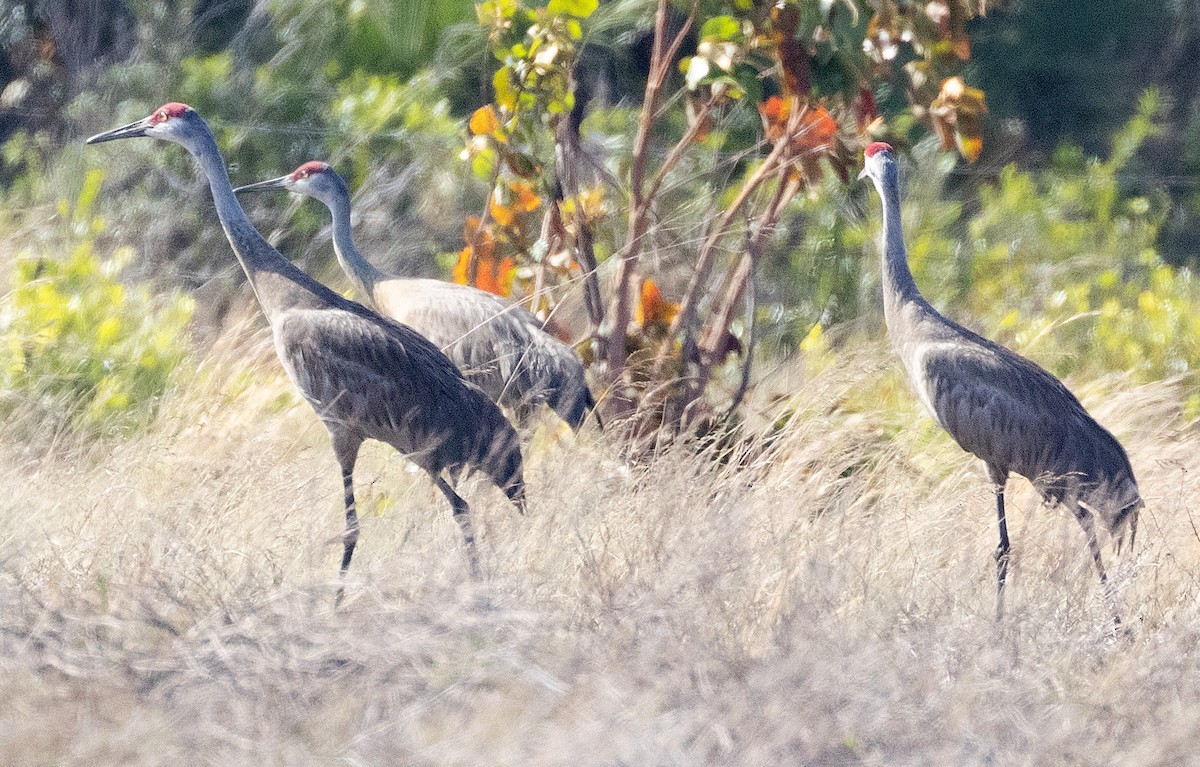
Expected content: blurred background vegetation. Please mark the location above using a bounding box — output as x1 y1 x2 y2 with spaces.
1 0 1198 441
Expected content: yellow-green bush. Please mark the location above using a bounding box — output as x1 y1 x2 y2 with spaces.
1 170 194 436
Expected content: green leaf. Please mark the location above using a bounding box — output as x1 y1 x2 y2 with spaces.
700 15 740 41
493 67 518 111
477 0 518 25
547 0 598 18
472 148 497 181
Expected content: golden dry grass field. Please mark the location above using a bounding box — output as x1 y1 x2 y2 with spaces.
3 325 1200 765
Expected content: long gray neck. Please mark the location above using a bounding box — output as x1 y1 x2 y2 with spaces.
186 129 332 319
326 182 388 296
874 165 924 323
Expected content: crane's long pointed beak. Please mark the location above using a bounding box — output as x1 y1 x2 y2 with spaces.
856 167 869 181
233 175 292 195
85 118 151 145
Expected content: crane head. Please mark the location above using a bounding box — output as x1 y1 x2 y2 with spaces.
233 161 348 208
857 141 897 183
86 102 201 145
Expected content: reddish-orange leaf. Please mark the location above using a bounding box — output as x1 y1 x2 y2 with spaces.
635 278 680 330
475 255 517 297
510 181 541 213
759 95 787 121
469 105 501 136
794 105 837 154
758 95 791 139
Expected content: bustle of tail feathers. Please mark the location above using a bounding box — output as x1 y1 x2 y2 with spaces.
483 424 526 514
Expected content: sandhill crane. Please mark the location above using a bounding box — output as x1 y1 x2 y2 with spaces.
859 142 1141 619
86 104 527 598
233 161 600 431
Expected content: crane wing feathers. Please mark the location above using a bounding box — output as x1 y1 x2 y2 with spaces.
922 342 1137 508
274 307 491 467
372 279 594 425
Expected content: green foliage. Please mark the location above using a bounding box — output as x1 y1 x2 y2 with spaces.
0 171 195 436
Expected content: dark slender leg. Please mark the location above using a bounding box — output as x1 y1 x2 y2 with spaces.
994 480 1011 620
332 433 362 607
434 475 479 578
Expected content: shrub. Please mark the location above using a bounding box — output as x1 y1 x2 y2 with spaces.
0 170 195 437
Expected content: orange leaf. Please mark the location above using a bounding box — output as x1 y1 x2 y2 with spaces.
475 255 516 297
759 95 787 122
453 246 472 285
758 95 791 139
510 181 541 212
794 105 837 154
469 105 501 136
635 278 680 330
497 257 516 295
490 196 516 226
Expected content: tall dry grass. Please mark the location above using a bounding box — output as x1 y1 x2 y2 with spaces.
2 326 1200 766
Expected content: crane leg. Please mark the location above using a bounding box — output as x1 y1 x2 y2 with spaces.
434 475 480 579
993 477 1011 621
332 433 362 607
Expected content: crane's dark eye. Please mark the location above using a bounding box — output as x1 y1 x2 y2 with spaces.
150 109 169 125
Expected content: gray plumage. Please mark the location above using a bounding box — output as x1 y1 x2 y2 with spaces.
86 104 526 598
234 161 599 430
860 143 1141 618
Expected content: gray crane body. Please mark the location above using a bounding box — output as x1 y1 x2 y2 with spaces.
885 294 1141 529
235 162 598 431
861 143 1141 617
86 104 526 596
